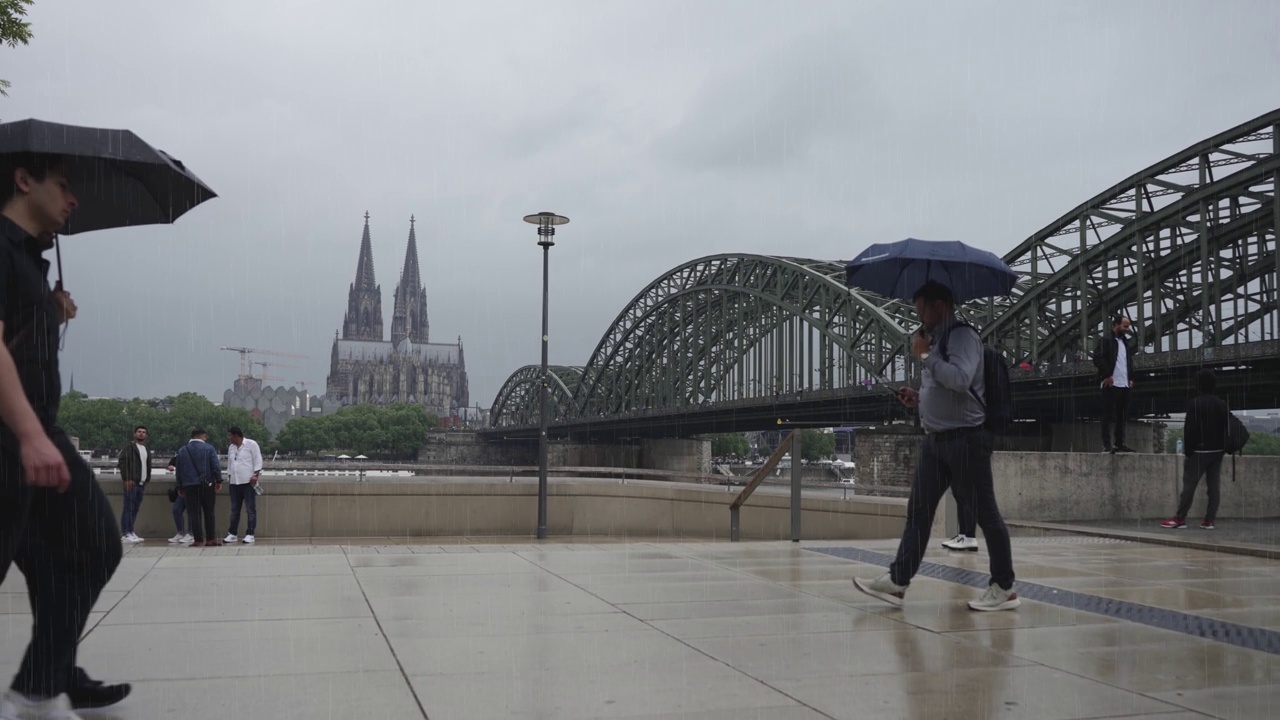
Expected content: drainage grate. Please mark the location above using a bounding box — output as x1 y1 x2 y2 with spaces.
810 546 1280 656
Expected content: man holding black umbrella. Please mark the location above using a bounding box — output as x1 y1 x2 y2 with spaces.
0 119 214 719
844 239 1020 612
0 153 129 718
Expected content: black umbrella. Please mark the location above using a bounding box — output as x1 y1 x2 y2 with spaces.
1 118 217 345
0 118 217 236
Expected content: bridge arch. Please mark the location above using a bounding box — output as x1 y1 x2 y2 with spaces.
986 108 1279 363
488 365 583 429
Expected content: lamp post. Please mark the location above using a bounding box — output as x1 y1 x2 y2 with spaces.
523 211 570 540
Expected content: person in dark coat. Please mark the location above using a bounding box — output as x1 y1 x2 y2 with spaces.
1092 313 1137 453
174 428 223 547
1161 370 1229 530
0 153 130 714
115 425 153 543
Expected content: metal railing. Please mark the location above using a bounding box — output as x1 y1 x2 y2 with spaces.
729 430 802 542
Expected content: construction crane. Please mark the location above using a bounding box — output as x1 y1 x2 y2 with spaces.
252 360 301 380
220 346 309 380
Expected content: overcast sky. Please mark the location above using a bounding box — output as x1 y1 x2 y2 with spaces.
4 0 1278 409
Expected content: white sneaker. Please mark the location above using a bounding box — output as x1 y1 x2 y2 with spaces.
128 533 144 543
968 583 1021 612
242 535 256 544
180 534 194 544
167 533 184 544
852 573 906 607
0 690 83 719
942 534 979 552
224 533 238 543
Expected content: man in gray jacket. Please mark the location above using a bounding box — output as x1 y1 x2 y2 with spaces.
853 281 1019 612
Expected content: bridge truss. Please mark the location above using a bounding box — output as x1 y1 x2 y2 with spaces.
490 109 1279 430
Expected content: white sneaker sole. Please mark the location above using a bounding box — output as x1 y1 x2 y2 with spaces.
942 544 979 552
852 577 904 607
968 597 1022 612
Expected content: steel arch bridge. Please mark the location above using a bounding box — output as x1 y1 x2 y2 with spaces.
489 108 1279 436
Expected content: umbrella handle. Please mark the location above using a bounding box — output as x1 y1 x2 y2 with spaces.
55 234 63 288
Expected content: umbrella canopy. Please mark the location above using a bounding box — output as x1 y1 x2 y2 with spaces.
0 118 217 235
844 238 1016 304
337 454 352 460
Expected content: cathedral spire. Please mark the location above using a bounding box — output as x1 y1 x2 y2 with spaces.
354 210 377 290
391 215 429 347
341 212 385 341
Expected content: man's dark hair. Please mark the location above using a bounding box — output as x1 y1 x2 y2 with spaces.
1112 313 1130 327
1 152 64 206
190 428 207 438
1196 369 1216 394
228 426 244 438
134 425 147 433
912 281 955 307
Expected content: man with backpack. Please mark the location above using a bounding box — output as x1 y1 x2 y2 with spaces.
853 281 1019 611
1160 370 1239 530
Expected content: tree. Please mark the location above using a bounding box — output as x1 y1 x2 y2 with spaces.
1165 428 1183 454
709 433 749 458
58 391 268 457
1243 431 1280 456
1 0 34 97
274 404 438 459
800 429 836 462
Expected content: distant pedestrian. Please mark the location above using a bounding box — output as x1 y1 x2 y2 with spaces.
941 501 979 552
852 281 1019 612
1092 313 1137 453
116 425 152 543
1161 370 1228 530
223 426 262 544
174 428 222 547
166 455 192 544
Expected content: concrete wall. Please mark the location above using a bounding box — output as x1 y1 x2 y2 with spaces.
640 438 711 475
1049 422 1161 453
988 452 1280 522
100 481 905 541
854 427 922 490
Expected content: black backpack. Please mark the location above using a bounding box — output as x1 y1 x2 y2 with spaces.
1225 407 1251 455
938 321 1013 433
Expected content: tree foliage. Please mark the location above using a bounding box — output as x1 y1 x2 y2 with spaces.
0 0 34 97
708 433 750 458
274 403 437 459
800 429 836 462
58 391 269 456
1166 424 1279 456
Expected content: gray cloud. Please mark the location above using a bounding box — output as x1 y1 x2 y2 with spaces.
3 0 1278 413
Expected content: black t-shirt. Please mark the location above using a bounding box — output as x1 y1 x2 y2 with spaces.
0 215 62 434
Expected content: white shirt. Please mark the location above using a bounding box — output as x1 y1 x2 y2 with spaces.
1112 340 1130 388
226 438 263 485
135 444 148 483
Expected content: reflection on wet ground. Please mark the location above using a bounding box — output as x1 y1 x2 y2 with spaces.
1 535 1275 719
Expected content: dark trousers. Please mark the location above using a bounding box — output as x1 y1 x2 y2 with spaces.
173 495 186 534
1176 452 1224 521
0 427 123 697
227 483 257 536
956 491 976 538
184 483 217 542
120 483 145 535
1101 386 1131 449
890 429 1016 589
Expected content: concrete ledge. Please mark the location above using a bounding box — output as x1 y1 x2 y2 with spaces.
101 480 907 541
1007 520 1280 560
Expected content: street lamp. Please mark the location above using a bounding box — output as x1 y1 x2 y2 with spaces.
523 211 570 540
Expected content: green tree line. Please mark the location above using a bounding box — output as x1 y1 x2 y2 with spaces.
273 403 437 459
59 391 270 456
709 430 837 462
1165 426 1280 456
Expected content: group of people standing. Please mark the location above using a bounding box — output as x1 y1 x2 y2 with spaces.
115 425 264 547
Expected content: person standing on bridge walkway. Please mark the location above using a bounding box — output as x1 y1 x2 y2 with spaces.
1161 369 1228 530
1093 313 1137 453
852 281 1019 612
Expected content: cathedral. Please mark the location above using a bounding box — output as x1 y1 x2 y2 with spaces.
325 213 469 417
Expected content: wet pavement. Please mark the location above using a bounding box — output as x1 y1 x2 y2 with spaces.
2 535 1276 719
1060 518 1280 551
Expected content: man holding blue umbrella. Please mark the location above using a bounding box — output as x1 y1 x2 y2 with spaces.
0 120 215 718
846 239 1020 612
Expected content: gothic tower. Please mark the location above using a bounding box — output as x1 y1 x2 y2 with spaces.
391 215 430 347
342 212 384 341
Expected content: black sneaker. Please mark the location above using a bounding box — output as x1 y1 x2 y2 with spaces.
68 681 132 709
1115 445 1136 453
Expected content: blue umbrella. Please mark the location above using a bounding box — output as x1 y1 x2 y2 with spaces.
844 238 1016 303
